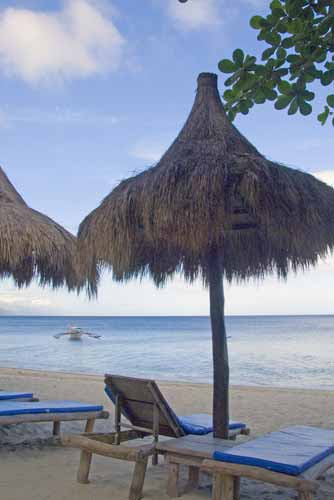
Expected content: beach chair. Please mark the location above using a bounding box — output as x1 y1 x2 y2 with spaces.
202 426 334 500
0 391 37 401
104 375 249 445
0 400 109 436
62 375 248 500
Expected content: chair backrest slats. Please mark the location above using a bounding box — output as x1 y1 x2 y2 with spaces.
104 374 185 438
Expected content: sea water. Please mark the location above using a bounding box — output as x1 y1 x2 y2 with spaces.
0 315 333 389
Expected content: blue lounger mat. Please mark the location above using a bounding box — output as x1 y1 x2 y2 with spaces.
0 391 33 401
105 385 245 436
213 425 334 476
0 400 103 416
178 414 246 435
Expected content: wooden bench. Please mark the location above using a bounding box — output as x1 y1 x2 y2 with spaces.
202 426 334 500
0 400 109 436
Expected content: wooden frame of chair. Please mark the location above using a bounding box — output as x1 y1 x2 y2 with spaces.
0 409 109 436
202 452 334 500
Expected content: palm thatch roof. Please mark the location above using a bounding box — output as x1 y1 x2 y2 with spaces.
79 72 334 287
0 167 85 290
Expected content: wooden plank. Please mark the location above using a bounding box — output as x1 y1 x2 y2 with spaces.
188 466 199 489
129 458 148 500
202 460 319 493
223 474 234 500
84 418 95 433
166 453 204 467
157 436 235 459
77 450 93 484
212 472 223 500
167 462 180 498
152 402 159 466
148 382 184 438
61 434 153 461
233 477 241 500
80 430 139 443
0 410 108 426
123 400 171 428
123 421 176 438
53 421 61 436
105 375 155 403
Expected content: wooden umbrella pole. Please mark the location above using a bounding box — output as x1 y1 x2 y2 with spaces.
208 250 229 439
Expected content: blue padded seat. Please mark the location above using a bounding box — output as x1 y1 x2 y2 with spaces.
0 391 33 401
178 414 246 435
0 400 103 416
213 426 334 476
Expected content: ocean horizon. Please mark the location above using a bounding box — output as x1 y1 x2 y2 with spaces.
0 314 333 391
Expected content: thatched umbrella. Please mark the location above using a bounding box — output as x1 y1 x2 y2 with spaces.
0 166 83 290
78 73 334 438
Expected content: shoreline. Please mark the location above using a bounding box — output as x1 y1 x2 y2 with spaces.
1 366 334 394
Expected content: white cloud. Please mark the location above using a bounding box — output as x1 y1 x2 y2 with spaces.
313 170 334 188
167 0 221 30
0 0 125 83
0 107 122 127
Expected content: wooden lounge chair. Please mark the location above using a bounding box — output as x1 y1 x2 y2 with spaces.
62 374 249 500
104 375 249 444
0 391 37 401
0 400 109 436
202 426 334 500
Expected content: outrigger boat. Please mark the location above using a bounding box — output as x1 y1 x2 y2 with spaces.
54 326 101 341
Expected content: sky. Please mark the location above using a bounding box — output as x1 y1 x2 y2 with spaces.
0 0 333 316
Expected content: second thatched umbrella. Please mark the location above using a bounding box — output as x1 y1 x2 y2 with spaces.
79 73 334 438
0 166 85 291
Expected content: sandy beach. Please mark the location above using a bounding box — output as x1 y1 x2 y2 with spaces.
1 367 334 499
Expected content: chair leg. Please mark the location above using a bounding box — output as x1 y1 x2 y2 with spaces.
152 451 158 466
84 418 95 433
233 477 241 500
298 492 313 500
167 462 180 498
223 475 234 500
212 472 223 500
188 466 199 490
53 421 61 435
77 450 93 484
129 457 148 500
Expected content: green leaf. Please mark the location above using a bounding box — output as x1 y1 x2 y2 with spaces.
218 59 237 74
288 98 299 115
282 37 295 49
321 70 334 86
239 100 249 115
299 101 312 116
233 49 244 67
317 107 330 125
254 89 266 104
327 95 334 109
278 81 292 94
250 16 265 29
262 47 275 60
275 95 293 110
302 91 315 101
276 48 287 60
263 87 277 100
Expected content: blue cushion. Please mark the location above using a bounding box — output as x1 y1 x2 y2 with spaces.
213 426 334 476
0 392 33 400
0 400 103 416
178 413 246 435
